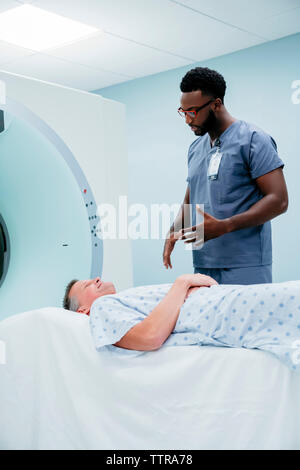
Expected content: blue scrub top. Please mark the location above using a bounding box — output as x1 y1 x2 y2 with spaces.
186 120 284 268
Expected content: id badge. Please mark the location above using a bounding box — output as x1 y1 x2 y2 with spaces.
208 150 223 180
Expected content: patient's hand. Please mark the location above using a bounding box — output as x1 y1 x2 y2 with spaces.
182 273 219 300
178 273 218 288
185 286 205 300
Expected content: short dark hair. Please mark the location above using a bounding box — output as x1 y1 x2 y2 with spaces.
63 279 79 311
180 67 226 103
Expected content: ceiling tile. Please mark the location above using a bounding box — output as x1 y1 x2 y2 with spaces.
171 0 300 33
32 0 266 58
1 53 132 90
252 7 300 39
46 32 193 78
0 40 35 65
1 0 299 90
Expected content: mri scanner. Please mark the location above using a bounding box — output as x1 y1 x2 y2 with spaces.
0 69 132 320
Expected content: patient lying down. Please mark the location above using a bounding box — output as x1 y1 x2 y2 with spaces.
63 274 300 372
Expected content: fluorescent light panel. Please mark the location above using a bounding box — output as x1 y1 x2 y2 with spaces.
0 5 100 51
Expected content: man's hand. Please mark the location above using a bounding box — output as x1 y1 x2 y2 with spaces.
163 206 229 269
177 273 218 300
176 272 218 300
180 205 229 244
163 231 182 269
177 273 218 290
185 286 205 299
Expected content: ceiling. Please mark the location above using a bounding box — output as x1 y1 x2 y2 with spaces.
0 0 300 91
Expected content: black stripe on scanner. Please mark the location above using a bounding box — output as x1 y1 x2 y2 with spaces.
0 110 4 133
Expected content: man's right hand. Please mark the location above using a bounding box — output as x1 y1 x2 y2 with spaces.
177 273 218 289
163 186 191 270
163 231 181 269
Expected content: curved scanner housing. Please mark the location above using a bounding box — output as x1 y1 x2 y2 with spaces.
0 70 132 319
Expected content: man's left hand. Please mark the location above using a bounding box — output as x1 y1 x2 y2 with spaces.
179 205 229 244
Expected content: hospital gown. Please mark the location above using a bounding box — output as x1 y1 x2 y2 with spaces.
89 280 300 372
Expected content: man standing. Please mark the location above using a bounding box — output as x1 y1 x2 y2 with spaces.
163 67 288 285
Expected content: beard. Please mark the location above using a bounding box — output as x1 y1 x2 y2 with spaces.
192 109 217 136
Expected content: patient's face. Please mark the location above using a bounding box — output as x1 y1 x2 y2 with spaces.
70 277 116 312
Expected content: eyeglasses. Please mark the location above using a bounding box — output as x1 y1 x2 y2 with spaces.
178 99 214 118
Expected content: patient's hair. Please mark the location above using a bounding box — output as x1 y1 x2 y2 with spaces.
180 67 226 103
63 279 79 311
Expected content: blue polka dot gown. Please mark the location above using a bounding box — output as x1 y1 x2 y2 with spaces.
89 280 300 371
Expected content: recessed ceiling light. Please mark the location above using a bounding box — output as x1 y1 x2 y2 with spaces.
0 4 100 52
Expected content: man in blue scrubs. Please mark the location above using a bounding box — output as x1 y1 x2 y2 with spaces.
163 67 288 285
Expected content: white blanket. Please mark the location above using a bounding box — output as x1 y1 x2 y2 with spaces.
1 307 300 450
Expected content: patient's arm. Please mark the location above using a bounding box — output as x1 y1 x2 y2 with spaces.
113 274 217 351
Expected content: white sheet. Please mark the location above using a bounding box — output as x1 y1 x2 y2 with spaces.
0 307 300 450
